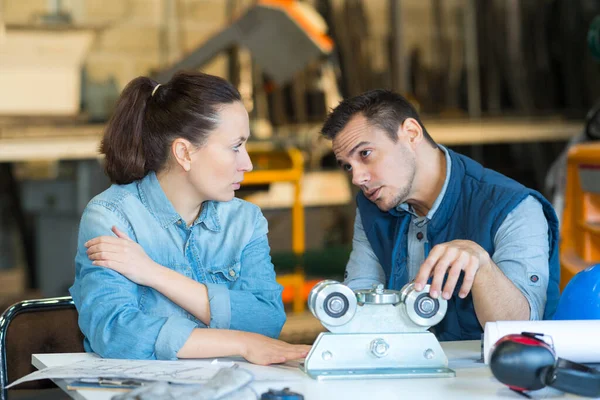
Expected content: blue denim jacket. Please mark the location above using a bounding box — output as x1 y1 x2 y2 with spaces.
69 171 285 360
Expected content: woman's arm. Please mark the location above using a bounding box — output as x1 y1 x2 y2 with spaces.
78 204 310 363
213 209 286 338
86 226 212 325
177 329 311 365
73 204 197 360
88 208 287 339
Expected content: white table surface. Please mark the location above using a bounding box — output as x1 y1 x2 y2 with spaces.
33 340 591 400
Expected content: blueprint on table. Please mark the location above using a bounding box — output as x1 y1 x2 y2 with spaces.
6 358 235 388
6 356 305 389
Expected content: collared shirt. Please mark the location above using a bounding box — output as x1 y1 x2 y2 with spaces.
345 146 549 320
70 171 285 360
396 145 453 280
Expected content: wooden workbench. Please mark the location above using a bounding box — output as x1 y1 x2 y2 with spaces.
0 118 583 163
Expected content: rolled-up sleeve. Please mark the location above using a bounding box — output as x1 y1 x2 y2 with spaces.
207 209 285 338
70 203 197 360
204 282 231 329
344 208 387 291
492 196 550 320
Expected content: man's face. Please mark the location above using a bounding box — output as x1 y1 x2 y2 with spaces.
332 114 416 212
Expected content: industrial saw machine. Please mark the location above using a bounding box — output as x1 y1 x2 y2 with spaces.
303 280 455 380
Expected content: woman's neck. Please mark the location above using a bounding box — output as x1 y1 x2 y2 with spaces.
156 170 203 226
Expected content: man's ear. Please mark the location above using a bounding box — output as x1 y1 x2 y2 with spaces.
171 138 193 172
400 118 423 146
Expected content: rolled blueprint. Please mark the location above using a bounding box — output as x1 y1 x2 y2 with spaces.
483 320 600 364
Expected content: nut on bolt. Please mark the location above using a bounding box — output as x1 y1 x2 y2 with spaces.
370 338 390 358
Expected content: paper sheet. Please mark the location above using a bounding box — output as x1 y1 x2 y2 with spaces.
7 357 305 389
483 320 600 364
6 358 234 389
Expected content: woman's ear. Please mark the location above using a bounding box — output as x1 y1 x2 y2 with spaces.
171 138 193 172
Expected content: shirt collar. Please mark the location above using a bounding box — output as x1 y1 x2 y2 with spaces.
396 145 452 222
196 201 221 232
138 171 221 231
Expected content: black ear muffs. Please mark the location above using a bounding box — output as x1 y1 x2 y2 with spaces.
490 332 600 398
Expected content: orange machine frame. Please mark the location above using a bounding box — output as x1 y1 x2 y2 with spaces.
244 147 306 313
560 142 600 290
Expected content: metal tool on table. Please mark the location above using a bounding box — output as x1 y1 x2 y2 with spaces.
303 280 455 380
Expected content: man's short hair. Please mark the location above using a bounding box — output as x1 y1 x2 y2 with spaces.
321 89 436 146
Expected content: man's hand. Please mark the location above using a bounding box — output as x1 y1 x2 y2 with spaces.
414 240 492 300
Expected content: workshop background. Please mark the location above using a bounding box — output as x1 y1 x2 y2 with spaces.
1 0 599 343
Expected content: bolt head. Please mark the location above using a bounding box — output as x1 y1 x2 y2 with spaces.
370 338 389 357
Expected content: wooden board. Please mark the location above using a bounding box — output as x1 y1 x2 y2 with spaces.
0 118 582 163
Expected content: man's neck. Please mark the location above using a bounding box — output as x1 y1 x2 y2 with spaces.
406 147 447 217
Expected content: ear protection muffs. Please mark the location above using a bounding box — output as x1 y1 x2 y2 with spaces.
490 332 600 398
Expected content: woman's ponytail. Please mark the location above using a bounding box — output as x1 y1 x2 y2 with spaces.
100 77 155 184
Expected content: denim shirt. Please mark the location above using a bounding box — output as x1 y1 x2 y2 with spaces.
69 171 285 360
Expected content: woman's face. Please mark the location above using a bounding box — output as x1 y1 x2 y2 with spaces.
187 101 253 202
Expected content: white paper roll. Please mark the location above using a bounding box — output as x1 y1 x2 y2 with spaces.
483 320 600 364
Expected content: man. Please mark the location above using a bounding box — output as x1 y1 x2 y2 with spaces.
322 89 560 340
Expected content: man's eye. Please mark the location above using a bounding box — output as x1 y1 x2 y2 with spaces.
360 150 371 157
343 164 352 172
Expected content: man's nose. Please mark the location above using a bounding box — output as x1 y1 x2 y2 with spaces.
351 166 369 186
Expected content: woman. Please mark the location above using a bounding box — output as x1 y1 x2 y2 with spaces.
70 71 311 364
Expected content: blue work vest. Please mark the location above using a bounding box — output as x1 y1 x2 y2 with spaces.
357 149 560 340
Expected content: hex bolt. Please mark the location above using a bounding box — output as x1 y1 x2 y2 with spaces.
327 297 344 313
419 298 435 314
370 338 390 358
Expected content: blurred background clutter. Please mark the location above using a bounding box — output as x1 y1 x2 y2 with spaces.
0 0 599 343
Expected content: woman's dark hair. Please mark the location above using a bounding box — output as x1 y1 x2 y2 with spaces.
321 89 436 146
100 71 242 184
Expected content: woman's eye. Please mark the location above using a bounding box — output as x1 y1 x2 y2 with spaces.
233 145 241 152
343 164 352 172
360 150 371 158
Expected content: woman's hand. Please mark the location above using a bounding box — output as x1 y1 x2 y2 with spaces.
85 226 163 287
238 332 312 365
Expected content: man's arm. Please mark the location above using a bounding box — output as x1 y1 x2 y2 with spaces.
470 259 530 325
487 195 550 320
344 208 386 290
414 195 549 327
473 195 549 325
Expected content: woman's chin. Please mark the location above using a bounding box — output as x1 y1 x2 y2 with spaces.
219 192 236 202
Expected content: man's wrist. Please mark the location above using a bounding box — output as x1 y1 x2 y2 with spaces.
473 252 494 287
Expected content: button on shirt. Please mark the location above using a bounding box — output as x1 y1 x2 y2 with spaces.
344 146 549 320
70 171 285 360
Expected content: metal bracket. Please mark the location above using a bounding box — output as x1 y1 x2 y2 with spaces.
303 332 455 380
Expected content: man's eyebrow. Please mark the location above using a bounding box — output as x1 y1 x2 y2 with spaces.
336 141 371 167
347 141 371 158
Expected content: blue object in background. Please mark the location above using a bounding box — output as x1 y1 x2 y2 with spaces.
553 264 600 320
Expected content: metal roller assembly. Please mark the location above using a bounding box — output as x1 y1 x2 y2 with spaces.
307 280 357 326
304 280 455 380
400 283 447 327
